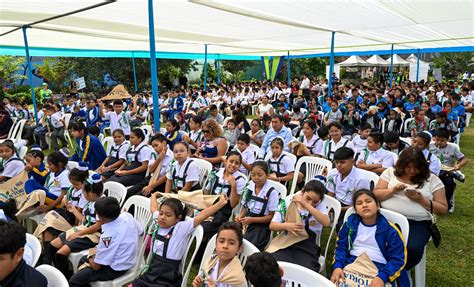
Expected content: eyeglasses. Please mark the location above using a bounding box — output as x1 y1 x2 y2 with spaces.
202 129 211 134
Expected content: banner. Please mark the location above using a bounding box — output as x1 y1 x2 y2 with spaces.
75 77 86 90
0 171 28 207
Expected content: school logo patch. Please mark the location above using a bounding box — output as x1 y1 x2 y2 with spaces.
102 237 112 248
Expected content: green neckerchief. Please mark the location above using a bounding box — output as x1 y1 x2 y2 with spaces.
169 159 177 191
278 198 287 223
241 182 252 214
83 201 95 227
66 186 75 202
117 112 129 127
207 170 217 194
141 220 160 275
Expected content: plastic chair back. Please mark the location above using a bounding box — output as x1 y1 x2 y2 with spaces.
289 156 332 196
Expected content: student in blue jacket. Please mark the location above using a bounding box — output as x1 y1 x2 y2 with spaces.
69 120 107 170
331 189 409 287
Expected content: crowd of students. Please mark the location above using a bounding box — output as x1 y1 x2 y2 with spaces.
0 76 472 286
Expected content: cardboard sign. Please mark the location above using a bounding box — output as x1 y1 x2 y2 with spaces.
0 171 28 207
75 77 86 90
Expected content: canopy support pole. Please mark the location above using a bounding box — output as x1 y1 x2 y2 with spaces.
287 51 291 87
416 49 420 82
132 52 138 93
148 0 160 131
217 54 221 84
328 31 335 97
389 44 394 88
22 26 38 125
204 44 208 90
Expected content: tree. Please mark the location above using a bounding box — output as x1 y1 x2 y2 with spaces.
0 56 25 87
221 60 255 75
34 58 75 92
276 57 329 82
200 63 218 86
432 52 474 80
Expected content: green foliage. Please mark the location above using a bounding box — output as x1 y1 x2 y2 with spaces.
0 56 26 86
277 57 329 82
432 52 474 80
221 60 255 75
200 63 218 86
34 58 74 92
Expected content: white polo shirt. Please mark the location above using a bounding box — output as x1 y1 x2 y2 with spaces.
104 111 132 135
326 167 371 205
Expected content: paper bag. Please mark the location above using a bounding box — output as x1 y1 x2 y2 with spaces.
33 210 72 241
341 252 391 287
15 189 46 219
158 190 219 210
266 201 308 253
65 225 101 244
0 171 28 207
204 255 246 286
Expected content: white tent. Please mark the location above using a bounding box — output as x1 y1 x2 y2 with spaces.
336 55 370 67
1 0 473 58
386 54 411 65
366 55 390 66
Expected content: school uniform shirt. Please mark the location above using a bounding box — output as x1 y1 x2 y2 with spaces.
81 199 100 227
380 167 445 221
127 142 155 165
152 217 194 260
267 153 295 176
358 148 397 169
153 148 174 178
272 192 328 236
206 168 247 195
238 146 256 175
241 180 279 216
352 135 368 154
422 149 441 176
166 157 200 189
325 167 371 206
45 169 71 198
50 111 64 128
325 110 343 124
431 143 465 167
316 138 355 161
95 212 144 271
1 155 25 178
67 188 88 209
189 130 204 147
300 134 320 155
109 141 130 161
104 111 132 135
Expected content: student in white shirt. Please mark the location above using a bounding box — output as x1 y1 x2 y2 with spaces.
270 180 330 272
0 140 25 183
132 192 228 287
97 129 129 180
107 128 154 186
69 197 144 286
352 123 372 154
324 100 343 126
356 132 397 175
412 131 441 176
317 122 355 161
266 138 295 185
235 134 256 175
188 115 204 154
45 105 68 151
193 222 247 287
127 134 174 198
165 141 201 193
236 161 279 251
99 98 138 138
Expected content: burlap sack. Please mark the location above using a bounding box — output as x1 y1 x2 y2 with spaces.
0 171 28 207
158 190 219 210
341 252 391 287
266 201 308 253
204 255 246 286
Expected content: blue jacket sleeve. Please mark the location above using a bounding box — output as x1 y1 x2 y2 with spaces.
377 224 407 283
333 221 350 270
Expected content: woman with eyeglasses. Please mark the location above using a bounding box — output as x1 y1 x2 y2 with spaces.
195 119 228 169
247 119 265 147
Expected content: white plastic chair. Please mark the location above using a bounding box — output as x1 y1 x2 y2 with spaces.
26 233 42 267
1 119 26 144
18 145 28 160
358 169 380 191
180 224 204 287
36 265 69 287
199 234 260 272
101 136 115 155
140 125 153 143
414 250 427 287
466 112 472 127
343 207 409 242
103 181 128 207
265 180 288 200
62 113 74 148
289 156 333 196
380 117 387 133
400 137 412 146
279 261 334 287
317 195 341 274
401 118 415 135
192 158 213 187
